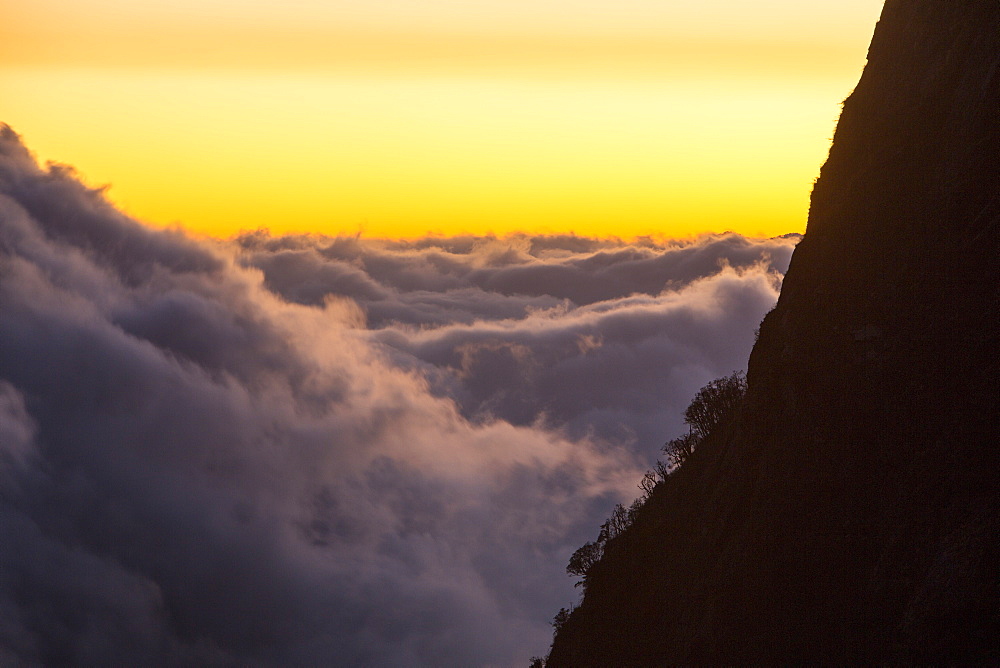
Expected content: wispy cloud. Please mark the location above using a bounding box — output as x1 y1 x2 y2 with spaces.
0 125 795 665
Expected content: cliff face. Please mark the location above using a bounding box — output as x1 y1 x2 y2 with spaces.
547 1 1000 663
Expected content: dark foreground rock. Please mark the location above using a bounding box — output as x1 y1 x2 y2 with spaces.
547 1 1000 663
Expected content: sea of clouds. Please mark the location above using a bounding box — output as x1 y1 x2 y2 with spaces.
0 125 797 665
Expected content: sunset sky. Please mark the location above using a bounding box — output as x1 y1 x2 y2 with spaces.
2 0 883 238
1 3 892 663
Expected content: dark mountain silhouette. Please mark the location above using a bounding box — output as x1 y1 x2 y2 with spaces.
544 1 1000 663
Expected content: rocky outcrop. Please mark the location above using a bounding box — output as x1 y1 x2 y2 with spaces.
546 1 1000 663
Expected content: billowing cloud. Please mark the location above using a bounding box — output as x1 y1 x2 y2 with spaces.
0 125 796 665
236 229 794 449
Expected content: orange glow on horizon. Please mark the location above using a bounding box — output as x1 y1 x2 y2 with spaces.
0 1 884 239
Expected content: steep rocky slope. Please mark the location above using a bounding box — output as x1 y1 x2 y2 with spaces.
546 0 1000 663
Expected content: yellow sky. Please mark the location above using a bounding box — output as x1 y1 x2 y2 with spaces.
0 1 884 238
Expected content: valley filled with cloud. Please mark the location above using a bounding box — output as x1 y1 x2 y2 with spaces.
0 126 796 665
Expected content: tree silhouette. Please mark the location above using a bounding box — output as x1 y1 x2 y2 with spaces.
566 541 603 584
663 371 746 469
552 606 574 634
683 371 746 438
662 431 700 468
562 371 748 639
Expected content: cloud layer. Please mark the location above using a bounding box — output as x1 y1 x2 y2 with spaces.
0 125 795 665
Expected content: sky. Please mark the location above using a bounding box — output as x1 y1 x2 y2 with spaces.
0 0 883 238
0 2 886 664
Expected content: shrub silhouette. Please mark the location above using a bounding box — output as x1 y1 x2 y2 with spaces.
554 370 749 663
663 371 746 468
683 371 747 438
568 372 748 587
566 540 603 584
662 431 700 469
552 606 574 634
